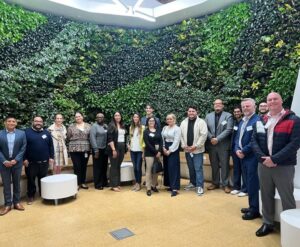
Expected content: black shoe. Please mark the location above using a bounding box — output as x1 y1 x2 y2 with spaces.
256 223 274 237
242 211 260 220
146 190 151 196
81 184 89 189
95 187 103 190
166 188 172 191
171 191 178 197
241 208 250 214
151 186 159 193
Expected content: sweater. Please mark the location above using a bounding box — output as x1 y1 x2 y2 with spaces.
24 128 54 162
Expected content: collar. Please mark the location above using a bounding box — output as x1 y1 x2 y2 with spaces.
242 112 255 121
6 129 16 134
32 127 44 132
267 108 285 119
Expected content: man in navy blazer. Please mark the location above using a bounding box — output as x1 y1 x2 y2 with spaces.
0 115 27 215
234 98 260 220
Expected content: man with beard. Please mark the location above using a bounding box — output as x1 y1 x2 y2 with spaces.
24 116 54 204
205 99 233 193
258 102 268 116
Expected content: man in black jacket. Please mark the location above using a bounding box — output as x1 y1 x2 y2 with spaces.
252 92 300 237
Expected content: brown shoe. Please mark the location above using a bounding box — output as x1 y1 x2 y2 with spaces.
0 206 11 216
14 203 25 211
207 184 218 190
224 186 231 193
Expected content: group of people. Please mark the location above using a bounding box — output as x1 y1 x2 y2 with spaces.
0 92 299 238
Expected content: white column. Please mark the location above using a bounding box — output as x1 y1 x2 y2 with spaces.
291 68 300 189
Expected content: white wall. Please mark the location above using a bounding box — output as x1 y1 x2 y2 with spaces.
291 68 300 189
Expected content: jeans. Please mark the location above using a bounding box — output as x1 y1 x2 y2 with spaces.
130 151 143 184
185 152 204 187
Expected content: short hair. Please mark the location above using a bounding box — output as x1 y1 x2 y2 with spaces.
233 105 242 111
187 106 198 111
241 98 256 105
5 115 16 121
145 104 154 110
166 113 177 123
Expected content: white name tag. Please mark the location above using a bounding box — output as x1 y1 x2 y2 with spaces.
149 133 155 137
233 126 238 131
246 126 253 131
256 121 265 134
221 120 227 126
42 134 47 139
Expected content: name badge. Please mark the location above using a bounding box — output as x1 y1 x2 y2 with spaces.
246 126 253 131
256 121 265 134
233 126 238 131
221 120 227 126
149 133 155 137
42 134 47 139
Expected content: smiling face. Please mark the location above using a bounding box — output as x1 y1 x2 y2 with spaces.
75 113 84 124
32 117 43 130
5 117 17 131
233 108 242 120
166 114 175 126
241 100 256 117
96 113 104 124
213 99 224 113
145 105 154 116
133 114 140 125
267 92 283 115
55 114 64 125
187 108 197 120
259 102 268 114
147 117 156 128
114 112 122 123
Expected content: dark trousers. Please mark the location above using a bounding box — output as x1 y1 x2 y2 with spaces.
163 142 180 191
130 151 143 184
243 157 259 213
109 143 125 187
70 152 89 186
92 148 108 188
0 164 22 206
25 161 49 198
232 152 247 192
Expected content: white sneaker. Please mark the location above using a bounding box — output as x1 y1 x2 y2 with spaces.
238 192 248 197
196 186 204 196
184 183 195 191
230 189 240 195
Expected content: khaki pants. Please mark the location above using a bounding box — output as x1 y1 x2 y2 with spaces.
145 157 158 190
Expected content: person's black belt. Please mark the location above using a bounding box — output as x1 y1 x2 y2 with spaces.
31 160 48 164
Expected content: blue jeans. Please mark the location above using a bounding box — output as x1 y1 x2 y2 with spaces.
185 152 204 187
130 151 143 184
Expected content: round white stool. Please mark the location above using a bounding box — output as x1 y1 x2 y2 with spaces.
281 209 300 247
120 162 134 182
41 174 77 205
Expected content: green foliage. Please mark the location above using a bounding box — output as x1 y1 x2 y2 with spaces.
0 0 46 47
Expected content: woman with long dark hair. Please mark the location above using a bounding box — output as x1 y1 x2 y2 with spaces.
107 112 127 192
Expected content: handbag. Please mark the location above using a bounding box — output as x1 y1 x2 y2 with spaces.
152 157 163 174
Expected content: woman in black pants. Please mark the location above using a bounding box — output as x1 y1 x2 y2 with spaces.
67 112 91 189
107 112 127 192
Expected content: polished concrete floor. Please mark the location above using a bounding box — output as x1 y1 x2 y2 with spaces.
0 180 280 247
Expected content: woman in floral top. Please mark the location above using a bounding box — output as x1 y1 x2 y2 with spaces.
67 112 91 189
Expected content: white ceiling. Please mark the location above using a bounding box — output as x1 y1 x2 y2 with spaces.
6 0 243 29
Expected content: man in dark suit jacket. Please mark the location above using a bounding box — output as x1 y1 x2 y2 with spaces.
205 99 233 193
0 115 27 216
233 98 260 220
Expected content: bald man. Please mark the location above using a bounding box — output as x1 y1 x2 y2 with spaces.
252 92 300 237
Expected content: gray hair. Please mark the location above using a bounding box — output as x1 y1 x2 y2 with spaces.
241 98 256 106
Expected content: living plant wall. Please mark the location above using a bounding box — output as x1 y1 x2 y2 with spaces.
0 0 299 127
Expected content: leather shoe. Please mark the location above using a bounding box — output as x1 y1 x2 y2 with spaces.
256 223 274 237
224 186 231 193
207 184 219 190
241 208 250 214
151 186 159 193
146 190 152 196
242 211 260 220
14 203 25 211
0 206 11 216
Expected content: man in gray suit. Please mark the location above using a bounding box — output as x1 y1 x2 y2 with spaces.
205 99 233 193
0 115 27 215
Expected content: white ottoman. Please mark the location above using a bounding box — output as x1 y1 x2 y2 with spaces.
281 209 300 247
120 162 134 182
41 174 77 205
259 188 300 222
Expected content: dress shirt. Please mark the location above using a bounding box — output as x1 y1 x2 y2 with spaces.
6 129 16 158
